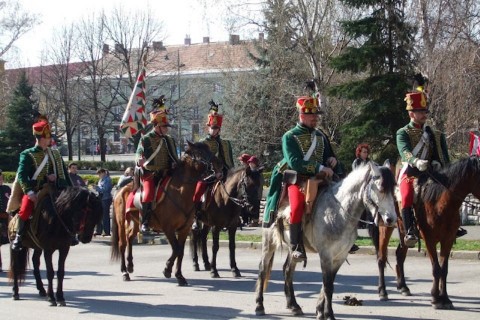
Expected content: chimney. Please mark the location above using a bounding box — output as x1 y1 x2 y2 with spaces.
203 37 210 44
258 32 264 41
115 43 125 54
229 34 240 45
102 44 110 54
184 35 191 46
153 41 165 51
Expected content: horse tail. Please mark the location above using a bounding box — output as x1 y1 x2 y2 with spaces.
261 251 275 291
110 192 122 261
8 248 29 282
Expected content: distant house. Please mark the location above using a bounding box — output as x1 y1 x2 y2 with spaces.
0 34 264 156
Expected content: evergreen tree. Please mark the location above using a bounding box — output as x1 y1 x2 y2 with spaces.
328 0 416 165
0 71 37 170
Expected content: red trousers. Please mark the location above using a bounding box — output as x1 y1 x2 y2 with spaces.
399 173 415 208
18 195 35 221
141 173 155 203
288 184 305 224
193 181 207 202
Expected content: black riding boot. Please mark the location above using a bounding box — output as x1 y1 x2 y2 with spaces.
192 202 203 231
289 223 306 262
141 202 153 233
11 218 26 251
402 207 417 248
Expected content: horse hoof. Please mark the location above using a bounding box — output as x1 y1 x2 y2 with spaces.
232 270 242 278
39 290 47 297
163 269 172 279
211 271 220 278
193 264 200 271
400 288 411 296
57 301 66 306
255 306 265 316
379 294 389 301
123 273 131 281
291 307 304 316
204 264 211 271
177 279 188 287
432 302 454 310
13 294 19 300
127 266 134 273
49 300 57 307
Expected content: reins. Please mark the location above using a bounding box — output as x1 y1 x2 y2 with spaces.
218 171 256 209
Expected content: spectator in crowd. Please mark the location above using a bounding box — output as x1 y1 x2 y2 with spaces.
68 163 86 187
116 167 134 190
95 168 113 236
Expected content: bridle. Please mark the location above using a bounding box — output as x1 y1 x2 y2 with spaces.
219 171 259 209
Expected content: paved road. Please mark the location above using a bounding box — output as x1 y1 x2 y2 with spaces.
1 238 479 319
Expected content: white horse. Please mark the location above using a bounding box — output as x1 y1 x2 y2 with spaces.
255 162 397 320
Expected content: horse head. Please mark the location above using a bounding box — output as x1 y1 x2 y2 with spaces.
184 140 223 177
362 161 397 227
55 187 102 244
236 166 265 217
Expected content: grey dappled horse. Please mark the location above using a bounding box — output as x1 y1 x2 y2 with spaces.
255 162 397 320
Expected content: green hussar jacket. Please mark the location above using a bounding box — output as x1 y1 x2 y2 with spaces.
136 130 179 172
201 135 234 173
17 146 72 194
263 123 340 226
396 121 450 176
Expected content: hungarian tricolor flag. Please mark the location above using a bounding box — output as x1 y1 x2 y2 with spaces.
469 131 480 156
120 67 148 138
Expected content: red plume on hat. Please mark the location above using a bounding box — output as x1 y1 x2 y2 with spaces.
33 120 51 139
206 100 223 128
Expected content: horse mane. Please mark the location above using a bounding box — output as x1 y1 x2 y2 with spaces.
55 187 90 214
421 156 480 203
379 166 396 195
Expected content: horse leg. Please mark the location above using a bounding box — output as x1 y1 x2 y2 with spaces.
395 243 411 296
32 249 46 296
43 250 57 306
201 225 211 271
55 246 70 306
190 229 200 271
173 227 190 286
422 237 443 308
210 226 221 278
317 262 340 320
436 241 454 309
162 231 178 280
375 225 389 300
283 256 303 316
10 248 28 300
228 227 241 278
126 236 134 274
254 228 276 316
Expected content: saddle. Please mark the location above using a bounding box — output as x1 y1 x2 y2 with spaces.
128 176 172 215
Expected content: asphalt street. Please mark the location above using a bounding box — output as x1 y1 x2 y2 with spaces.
0 236 479 320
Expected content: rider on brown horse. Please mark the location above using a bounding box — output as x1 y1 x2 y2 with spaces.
126 109 179 233
396 73 466 248
10 118 73 251
192 100 234 230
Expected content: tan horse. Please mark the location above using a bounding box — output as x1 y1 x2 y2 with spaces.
111 141 222 285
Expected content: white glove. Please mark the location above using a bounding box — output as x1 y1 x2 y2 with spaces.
431 160 442 171
414 158 428 171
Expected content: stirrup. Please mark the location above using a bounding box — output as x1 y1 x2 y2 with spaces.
192 219 200 231
291 247 306 262
11 237 23 252
456 227 467 238
140 222 149 233
404 234 418 248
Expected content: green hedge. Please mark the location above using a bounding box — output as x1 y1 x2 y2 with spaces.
1 172 119 186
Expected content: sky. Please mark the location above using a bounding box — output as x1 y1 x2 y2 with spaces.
9 0 243 68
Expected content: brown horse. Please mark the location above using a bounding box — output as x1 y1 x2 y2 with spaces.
8 186 102 305
373 156 480 308
190 166 264 278
111 141 222 285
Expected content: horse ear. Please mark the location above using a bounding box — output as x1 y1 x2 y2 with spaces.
369 161 381 176
383 159 390 168
186 140 194 147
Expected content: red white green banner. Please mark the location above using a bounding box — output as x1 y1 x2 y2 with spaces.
120 67 148 138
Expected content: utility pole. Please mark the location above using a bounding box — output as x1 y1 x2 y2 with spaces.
177 49 182 144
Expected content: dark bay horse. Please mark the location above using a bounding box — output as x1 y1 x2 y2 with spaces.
8 186 102 305
255 162 397 320
111 141 222 285
190 166 264 278
373 156 480 308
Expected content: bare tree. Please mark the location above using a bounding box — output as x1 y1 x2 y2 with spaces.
0 0 39 59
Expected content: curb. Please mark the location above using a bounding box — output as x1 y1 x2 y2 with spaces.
93 237 480 261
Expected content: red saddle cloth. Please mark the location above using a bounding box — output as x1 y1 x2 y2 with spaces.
126 176 171 218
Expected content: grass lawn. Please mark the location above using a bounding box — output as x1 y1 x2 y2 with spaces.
216 233 480 251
